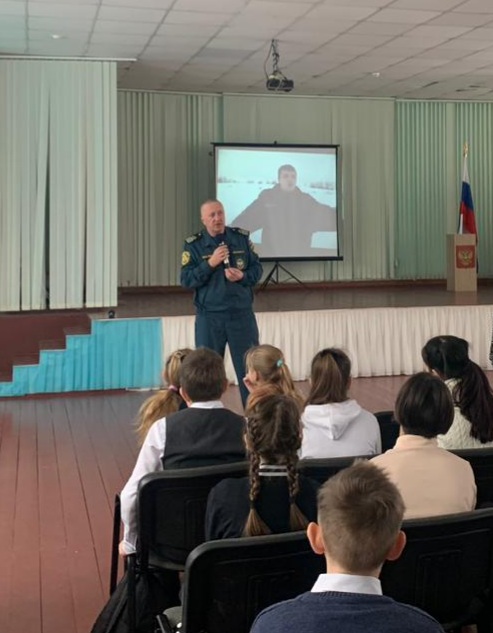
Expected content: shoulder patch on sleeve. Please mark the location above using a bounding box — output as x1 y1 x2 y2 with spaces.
185 232 202 244
231 226 250 237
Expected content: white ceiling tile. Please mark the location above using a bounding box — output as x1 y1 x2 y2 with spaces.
97 6 166 22
196 47 248 60
348 22 414 35
0 42 27 53
240 1 312 17
391 0 463 9
133 56 184 70
29 0 97 3
276 30 334 45
86 43 142 56
415 44 463 60
172 0 246 11
27 41 87 54
155 23 220 37
378 35 446 50
28 31 89 44
453 0 493 12
0 15 26 28
0 29 26 41
428 12 491 26
149 34 212 48
461 49 493 63
304 5 379 20
28 3 98 19
91 32 152 45
320 0 393 5
28 16 94 31
0 1 25 16
284 18 356 33
205 37 265 51
437 37 493 51
339 55 406 71
404 24 473 39
329 33 394 47
102 0 174 7
164 10 232 25
463 27 493 40
93 20 158 34
30 0 97 3
139 46 197 61
368 9 441 23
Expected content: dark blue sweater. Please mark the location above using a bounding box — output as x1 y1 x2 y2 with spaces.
250 591 444 633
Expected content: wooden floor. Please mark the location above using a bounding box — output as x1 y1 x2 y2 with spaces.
0 375 415 633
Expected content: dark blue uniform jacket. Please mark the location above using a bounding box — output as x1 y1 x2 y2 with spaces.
180 226 262 313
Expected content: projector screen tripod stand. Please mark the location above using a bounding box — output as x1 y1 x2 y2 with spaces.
258 261 307 291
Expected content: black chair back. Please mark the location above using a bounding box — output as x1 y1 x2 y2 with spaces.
380 508 493 631
298 455 368 484
137 461 249 569
125 462 249 633
374 410 400 451
180 532 325 633
451 448 493 507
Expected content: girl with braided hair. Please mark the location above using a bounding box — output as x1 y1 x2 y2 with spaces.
205 388 318 539
135 348 192 445
422 335 493 449
243 344 304 408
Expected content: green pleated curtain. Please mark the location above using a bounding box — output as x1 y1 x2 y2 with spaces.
0 60 117 311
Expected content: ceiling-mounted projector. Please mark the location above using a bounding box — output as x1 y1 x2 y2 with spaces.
265 40 294 93
266 71 294 93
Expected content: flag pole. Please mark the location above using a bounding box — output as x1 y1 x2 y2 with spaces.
458 142 468 233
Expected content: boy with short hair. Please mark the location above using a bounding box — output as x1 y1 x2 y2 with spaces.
250 461 443 633
119 348 245 555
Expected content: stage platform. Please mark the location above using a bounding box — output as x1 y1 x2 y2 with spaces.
1 281 493 396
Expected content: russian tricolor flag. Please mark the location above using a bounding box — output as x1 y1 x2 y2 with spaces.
458 152 477 236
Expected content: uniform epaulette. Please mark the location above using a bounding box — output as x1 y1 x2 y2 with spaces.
185 232 202 244
231 226 250 237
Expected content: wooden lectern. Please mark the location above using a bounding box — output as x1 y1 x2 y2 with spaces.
446 234 477 292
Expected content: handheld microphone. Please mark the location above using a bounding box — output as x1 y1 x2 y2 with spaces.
219 241 230 268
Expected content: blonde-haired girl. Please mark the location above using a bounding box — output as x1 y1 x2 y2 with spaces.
243 344 303 407
135 348 192 445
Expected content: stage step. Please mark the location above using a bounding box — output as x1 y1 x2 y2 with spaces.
0 311 92 383
0 318 162 397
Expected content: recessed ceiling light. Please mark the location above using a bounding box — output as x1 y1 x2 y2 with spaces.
51 34 63 40
371 72 381 78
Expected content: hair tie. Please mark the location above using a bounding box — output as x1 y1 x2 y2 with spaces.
276 359 283 368
168 385 178 392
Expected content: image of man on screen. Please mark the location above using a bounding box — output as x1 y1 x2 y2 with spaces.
232 164 337 259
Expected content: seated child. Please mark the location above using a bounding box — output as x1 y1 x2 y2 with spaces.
119 348 246 555
243 344 304 407
250 461 443 633
205 388 318 539
301 347 381 458
135 348 192 445
372 372 476 519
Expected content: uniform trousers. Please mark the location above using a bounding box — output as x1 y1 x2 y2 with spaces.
195 310 259 406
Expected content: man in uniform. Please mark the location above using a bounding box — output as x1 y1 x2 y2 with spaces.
180 199 263 406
